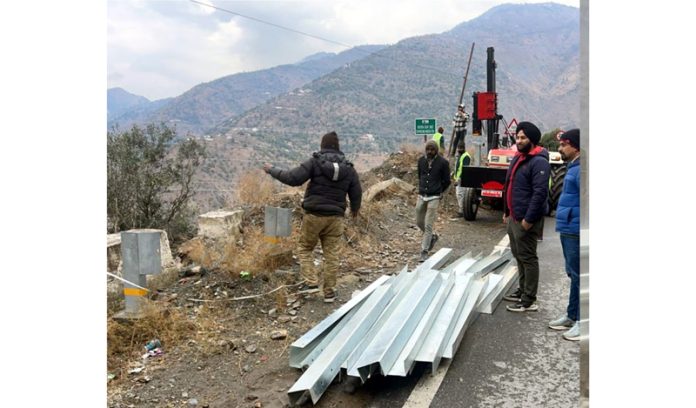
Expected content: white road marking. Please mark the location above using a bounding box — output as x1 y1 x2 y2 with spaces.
402 360 451 408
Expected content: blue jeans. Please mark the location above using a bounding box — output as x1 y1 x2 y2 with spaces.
560 233 580 321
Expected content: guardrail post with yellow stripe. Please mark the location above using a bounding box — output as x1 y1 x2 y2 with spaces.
118 230 162 318
264 206 292 244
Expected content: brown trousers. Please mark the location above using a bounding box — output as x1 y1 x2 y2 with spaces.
297 212 344 293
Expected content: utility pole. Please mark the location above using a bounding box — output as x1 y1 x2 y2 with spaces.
447 42 475 157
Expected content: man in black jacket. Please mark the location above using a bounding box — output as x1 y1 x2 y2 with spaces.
263 132 362 303
416 140 451 262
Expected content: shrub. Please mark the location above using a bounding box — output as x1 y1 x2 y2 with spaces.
107 123 206 242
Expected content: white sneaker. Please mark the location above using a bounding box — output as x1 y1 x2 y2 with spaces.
562 321 581 341
549 314 575 331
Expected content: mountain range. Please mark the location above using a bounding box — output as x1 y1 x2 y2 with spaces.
108 2 580 211
215 3 579 157
108 45 386 135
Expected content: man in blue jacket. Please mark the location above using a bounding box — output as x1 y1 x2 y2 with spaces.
263 131 362 303
548 129 581 340
502 121 550 312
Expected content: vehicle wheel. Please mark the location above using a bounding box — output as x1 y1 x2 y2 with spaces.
548 164 567 216
463 187 479 221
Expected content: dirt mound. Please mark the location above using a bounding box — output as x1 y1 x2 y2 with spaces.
359 149 421 190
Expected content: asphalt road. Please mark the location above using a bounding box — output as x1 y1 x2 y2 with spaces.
361 215 581 407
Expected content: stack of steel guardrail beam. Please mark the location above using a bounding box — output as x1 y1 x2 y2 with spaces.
287 247 516 405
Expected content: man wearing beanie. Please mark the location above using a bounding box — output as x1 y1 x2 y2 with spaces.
263 131 362 303
501 121 550 312
548 129 581 340
416 140 451 262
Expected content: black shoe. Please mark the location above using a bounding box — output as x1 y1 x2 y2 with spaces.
419 251 428 263
506 302 539 312
502 289 522 302
323 288 336 303
457 212 465 218
428 234 439 251
297 283 319 294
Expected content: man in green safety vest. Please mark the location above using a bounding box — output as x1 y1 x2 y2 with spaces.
432 126 445 153
453 142 472 218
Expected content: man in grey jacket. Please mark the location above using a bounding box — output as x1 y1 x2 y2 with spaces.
263 131 362 302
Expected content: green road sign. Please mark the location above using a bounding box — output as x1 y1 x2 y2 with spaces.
415 118 437 135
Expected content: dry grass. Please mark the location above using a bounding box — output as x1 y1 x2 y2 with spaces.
218 227 295 277
178 236 217 269
233 169 276 207
177 228 294 279
107 301 197 375
107 299 237 379
343 200 383 258
399 143 423 154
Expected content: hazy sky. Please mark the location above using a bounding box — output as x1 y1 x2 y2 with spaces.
108 0 579 100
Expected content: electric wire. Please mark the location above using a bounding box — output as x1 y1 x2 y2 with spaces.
190 0 576 83
189 0 469 79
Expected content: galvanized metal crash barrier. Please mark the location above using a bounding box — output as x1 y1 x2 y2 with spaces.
114 230 162 319
287 247 516 405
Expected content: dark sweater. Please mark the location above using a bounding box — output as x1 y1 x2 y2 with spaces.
268 149 362 216
417 154 451 197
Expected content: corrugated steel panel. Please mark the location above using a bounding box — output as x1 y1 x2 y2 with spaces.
351 270 445 380
289 274 391 368
415 272 473 373
467 248 512 278
343 266 416 372
442 277 488 359
287 248 513 405
387 273 455 377
477 262 518 314
287 282 397 405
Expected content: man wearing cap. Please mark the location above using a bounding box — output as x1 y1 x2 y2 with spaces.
263 131 362 303
548 129 581 341
501 121 550 312
416 140 451 262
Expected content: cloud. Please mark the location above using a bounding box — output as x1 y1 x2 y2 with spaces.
108 0 579 100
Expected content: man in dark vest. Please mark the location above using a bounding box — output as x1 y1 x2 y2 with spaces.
263 132 362 303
